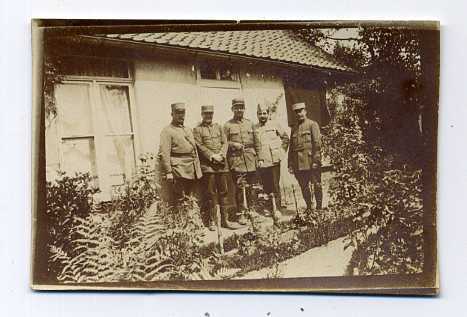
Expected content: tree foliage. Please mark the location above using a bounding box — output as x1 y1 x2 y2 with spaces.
294 28 428 273
322 91 424 275
296 28 430 274
297 27 427 167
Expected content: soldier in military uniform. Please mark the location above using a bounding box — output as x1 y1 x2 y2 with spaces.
224 98 264 225
255 103 289 222
193 105 243 230
159 102 202 205
288 102 323 213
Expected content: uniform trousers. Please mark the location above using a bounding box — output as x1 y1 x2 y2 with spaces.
258 164 281 205
294 168 323 209
165 177 196 207
203 172 229 208
232 171 258 214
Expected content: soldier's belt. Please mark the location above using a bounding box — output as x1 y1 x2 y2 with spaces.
171 152 195 157
231 145 255 155
291 146 311 151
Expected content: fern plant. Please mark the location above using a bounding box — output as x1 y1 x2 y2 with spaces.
49 194 214 283
46 172 99 277
48 152 218 283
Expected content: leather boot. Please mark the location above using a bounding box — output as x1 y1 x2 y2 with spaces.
221 208 244 230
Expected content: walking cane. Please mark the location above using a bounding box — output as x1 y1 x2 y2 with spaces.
242 178 248 210
308 181 315 208
239 137 249 221
271 192 277 213
292 185 302 226
281 186 287 207
215 204 224 255
308 181 315 220
271 192 277 227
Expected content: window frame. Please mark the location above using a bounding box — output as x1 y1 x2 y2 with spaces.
196 61 241 89
58 55 132 80
55 75 140 200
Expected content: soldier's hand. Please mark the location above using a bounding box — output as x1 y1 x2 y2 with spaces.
288 167 294 174
257 160 264 168
211 154 222 163
233 142 244 151
311 163 319 169
166 173 174 182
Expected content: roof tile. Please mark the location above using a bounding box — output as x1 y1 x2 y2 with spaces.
103 30 351 72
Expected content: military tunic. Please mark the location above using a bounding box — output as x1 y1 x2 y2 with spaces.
159 123 202 180
224 118 263 173
223 117 262 215
193 121 231 218
288 118 321 171
254 120 289 202
254 120 289 168
193 122 229 173
288 118 323 210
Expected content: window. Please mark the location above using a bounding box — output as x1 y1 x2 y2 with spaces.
55 81 137 200
198 62 238 81
59 56 130 79
199 63 218 80
197 62 241 89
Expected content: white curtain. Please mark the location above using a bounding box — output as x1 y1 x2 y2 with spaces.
98 85 132 135
98 85 135 186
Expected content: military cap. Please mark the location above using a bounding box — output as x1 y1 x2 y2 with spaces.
257 103 269 113
232 98 245 107
171 102 186 112
292 102 306 111
201 105 214 113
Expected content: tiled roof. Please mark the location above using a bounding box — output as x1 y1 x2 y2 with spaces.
104 30 352 72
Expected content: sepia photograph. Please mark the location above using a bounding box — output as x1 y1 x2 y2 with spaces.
31 20 439 294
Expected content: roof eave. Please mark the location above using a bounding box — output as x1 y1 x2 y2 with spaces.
81 35 357 76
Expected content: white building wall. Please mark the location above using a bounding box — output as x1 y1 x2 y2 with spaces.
132 57 200 156
237 68 297 198
132 58 292 155
45 54 308 205
131 57 300 204
239 69 289 131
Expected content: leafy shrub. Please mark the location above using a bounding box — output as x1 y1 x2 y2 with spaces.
106 152 160 247
49 195 212 282
47 152 216 282
323 91 424 275
46 172 99 276
224 206 357 277
345 168 423 275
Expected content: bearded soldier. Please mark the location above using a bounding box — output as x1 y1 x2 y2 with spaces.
159 102 202 205
288 102 323 213
224 98 264 225
193 105 243 230
254 103 289 222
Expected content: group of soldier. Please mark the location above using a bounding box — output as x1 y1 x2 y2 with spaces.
158 97 323 231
